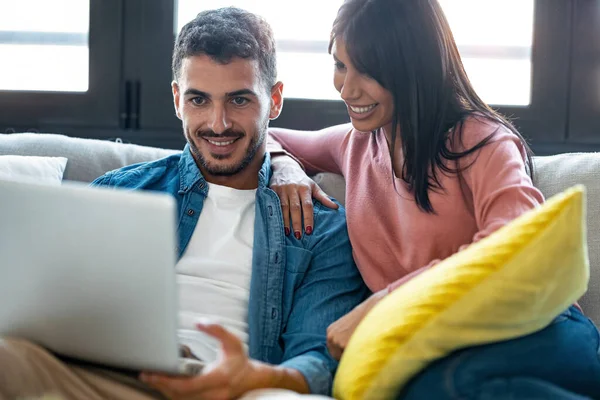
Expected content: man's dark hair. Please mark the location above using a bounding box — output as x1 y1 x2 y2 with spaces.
172 7 277 90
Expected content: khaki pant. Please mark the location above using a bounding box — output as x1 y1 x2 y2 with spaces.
0 338 333 400
0 337 164 400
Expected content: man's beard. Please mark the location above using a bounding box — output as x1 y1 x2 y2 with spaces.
186 121 267 177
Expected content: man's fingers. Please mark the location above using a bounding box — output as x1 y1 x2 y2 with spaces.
141 373 191 397
189 387 230 400
196 322 244 357
142 372 225 398
144 377 210 399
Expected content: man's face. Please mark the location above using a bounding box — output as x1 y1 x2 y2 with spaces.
172 55 282 180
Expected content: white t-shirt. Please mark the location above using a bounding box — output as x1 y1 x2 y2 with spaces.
176 182 256 362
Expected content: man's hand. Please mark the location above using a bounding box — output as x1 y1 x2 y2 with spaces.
179 344 199 360
141 322 257 399
326 290 387 361
141 322 309 399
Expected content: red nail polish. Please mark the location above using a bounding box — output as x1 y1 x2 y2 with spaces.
285 227 290 236
305 226 313 235
294 231 301 240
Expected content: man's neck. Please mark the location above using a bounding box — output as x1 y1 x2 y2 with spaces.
198 151 266 190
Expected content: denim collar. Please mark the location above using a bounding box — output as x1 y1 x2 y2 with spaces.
177 144 272 195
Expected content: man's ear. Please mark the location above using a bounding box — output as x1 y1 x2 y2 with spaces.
269 81 284 120
172 81 182 120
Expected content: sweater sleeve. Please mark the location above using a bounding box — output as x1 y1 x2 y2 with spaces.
457 129 544 243
267 123 353 176
387 123 544 293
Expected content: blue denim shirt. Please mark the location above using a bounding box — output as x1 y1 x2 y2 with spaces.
91 145 369 395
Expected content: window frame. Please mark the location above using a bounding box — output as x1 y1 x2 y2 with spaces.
3 0 594 156
567 0 600 143
277 0 575 143
0 0 124 132
496 0 572 143
138 0 573 144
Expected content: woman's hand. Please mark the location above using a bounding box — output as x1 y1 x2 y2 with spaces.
141 322 259 400
270 156 338 239
326 290 387 360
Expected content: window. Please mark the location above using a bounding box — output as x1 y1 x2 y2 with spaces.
0 0 123 133
175 0 534 106
0 0 90 92
145 0 569 143
4 0 595 153
567 0 600 142
175 0 343 100
439 0 534 106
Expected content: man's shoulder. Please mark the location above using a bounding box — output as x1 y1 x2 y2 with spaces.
92 153 182 189
313 199 347 227
285 199 349 251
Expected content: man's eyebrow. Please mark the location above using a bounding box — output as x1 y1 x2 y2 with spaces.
227 89 258 97
183 88 210 98
182 88 258 98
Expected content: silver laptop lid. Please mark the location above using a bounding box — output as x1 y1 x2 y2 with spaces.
0 179 180 373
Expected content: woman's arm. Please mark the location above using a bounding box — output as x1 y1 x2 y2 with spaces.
268 123 353 175
268 124 353 236
328 121 545 358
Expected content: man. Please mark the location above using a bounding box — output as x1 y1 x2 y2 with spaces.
0 7 368 400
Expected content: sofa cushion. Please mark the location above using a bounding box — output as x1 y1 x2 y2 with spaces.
334 186 589 400
533 153 600 324
313 173 346 205
0 155 67 185
0 133 179 183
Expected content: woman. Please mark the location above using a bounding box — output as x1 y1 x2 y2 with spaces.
267 0 600 398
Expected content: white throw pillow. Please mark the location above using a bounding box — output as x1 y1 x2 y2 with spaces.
0 155 68 185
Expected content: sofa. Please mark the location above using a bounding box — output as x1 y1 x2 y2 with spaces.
1 132 599 327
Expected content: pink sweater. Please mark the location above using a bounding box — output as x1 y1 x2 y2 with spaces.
269 117 545 293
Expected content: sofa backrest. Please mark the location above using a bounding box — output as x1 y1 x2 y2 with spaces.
533 153 600 321
0 133 179 182
2 133 600 323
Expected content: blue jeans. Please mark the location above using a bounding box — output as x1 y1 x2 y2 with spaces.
398 306 600 399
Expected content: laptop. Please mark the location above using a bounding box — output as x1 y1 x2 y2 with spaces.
0 179 203 375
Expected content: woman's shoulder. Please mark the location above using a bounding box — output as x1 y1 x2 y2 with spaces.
317 123 355 137
323 123 376 154
313 123 357 149
449 114 522 154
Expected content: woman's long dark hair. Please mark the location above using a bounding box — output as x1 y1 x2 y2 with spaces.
329 0 534 213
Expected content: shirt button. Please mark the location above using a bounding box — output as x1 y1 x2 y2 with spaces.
271 308 277 319
198 182 206 189
268 205 273 216
187 209 195 216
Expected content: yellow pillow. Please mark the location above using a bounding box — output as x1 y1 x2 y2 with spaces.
334 185 589 400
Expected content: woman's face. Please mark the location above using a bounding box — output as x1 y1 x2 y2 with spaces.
332 39 394 134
